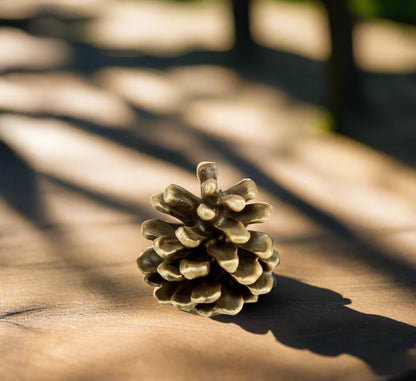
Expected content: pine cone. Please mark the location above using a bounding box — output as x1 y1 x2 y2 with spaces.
138 161 280 316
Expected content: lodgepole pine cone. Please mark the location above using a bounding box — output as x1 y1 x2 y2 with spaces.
137 161 280 316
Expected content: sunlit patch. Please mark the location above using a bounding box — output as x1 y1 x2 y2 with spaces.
354 21 416 72
0 114 195 202
0 79 42 113
95 68 185 115
293 136 416 209
0 73 135 127
237 136 416 267
252 1 330 61
183 98 279 146
83 1 232 55
167 65 239 98
0 28 70 71
181 83 320 150
95 65 243 115
252 1 416 73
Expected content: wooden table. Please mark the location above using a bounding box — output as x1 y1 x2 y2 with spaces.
0 1 416 377
1 123 415 380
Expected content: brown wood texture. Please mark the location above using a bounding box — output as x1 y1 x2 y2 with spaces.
1 123 415 381
1 1 416 380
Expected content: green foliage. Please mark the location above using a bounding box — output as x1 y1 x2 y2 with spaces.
350 0 416 25
349 0 379 17
271 0 416 25
308 110 335 135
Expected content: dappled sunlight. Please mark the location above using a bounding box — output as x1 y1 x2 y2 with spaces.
95 64 241 115
36 178 149 266
39 176 147 227
167 65 239 98
292 137 416 207
252 1 330 61
0 78 42 113
95 67 186 115
0 28 70 71
355 21 416 72
0 73 135 127
184 97 293 147
182 84 323 150
0 114 195 201
0 0 414 289
260 194 327 241
0 1 416 380
234 135 416 268
83 1 232 55
253 1 416 73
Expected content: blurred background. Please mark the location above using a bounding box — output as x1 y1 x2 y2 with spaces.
1 0 416 380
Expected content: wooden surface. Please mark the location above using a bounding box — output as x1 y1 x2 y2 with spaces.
1 1 416 380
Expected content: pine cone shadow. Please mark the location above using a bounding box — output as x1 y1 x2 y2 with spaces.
213 275 416 376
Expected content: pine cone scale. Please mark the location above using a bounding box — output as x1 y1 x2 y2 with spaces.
191 280 221 304
260 249 280 272
246 272 274 295
164 184 200 210
179 259 211 280
212 287 244 315
238 231 273 259
154 281 177 302
171 283 194 310
137 247 163 274
230 202 272 224
157 260 184 282
230 252 263 285
141 219 176 240
205 240 239 273
220 194 246 212
197 161 218 183
175 226 206 248
223 178 258 201
213 218 251 244
153 236 184 258
196 203 217 221
201 179 218 197
151 192 195 225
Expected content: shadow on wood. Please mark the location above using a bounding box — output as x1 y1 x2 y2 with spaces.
214 275 416 376
0 139 147 305
0 139 49 228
